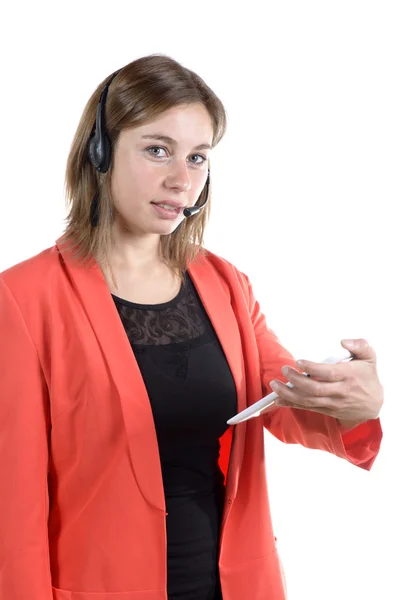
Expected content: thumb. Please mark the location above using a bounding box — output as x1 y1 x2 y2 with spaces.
341 338 377 362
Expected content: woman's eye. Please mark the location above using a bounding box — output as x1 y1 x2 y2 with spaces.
146 146 207 165
190 154 207 165
147 146 168 158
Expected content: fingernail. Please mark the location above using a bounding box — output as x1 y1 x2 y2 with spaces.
281 367 289 377
343 339 355 348
270 381 279 391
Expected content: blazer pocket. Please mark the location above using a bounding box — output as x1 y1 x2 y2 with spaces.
52 587 165 600
219 553 287 600
52 587 71 600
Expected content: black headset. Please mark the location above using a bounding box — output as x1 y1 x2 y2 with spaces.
88 70 121 174
87 69 210 227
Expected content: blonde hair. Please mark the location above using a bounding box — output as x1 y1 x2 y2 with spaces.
60 53 227 285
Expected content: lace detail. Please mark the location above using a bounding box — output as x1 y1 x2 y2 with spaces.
112 272 206 346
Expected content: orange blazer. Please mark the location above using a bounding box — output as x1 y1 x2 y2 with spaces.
0 236 382 600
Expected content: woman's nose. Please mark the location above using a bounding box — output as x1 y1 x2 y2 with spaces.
165 163 191 192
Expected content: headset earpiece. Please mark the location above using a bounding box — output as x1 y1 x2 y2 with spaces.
88 129 111 173
87 69 121 173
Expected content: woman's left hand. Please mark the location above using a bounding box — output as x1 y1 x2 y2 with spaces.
269 339 384 428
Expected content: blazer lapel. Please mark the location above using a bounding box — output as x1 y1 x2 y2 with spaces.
188 255 247 502
56 237 165 512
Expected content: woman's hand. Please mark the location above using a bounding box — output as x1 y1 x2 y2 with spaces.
268 339 384 428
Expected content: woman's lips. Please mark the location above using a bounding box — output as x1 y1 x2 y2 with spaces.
151 202 183 219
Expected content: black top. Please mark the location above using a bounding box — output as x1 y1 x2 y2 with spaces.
111 270 237 600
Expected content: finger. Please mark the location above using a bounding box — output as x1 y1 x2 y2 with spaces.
291 360 347 383
280 366 344 396
269 378 338 408
341 338 377 362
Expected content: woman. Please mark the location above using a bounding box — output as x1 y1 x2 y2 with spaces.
0 54 383 600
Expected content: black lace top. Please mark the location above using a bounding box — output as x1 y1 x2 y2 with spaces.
111 270 237 600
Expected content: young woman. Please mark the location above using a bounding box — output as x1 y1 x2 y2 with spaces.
0 54 383 600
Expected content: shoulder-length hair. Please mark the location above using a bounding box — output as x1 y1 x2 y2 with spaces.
60 53 227 286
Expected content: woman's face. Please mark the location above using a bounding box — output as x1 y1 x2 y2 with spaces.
110 103 214 238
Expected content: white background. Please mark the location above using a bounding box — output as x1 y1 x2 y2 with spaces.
1 1 399 598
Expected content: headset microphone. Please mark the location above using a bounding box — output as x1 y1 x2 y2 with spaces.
182 170 210 217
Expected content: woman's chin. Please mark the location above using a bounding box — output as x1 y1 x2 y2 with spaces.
154 219 184 236
112 214 183 237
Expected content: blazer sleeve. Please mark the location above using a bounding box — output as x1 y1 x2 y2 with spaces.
0 277 53 598
243 274 382 471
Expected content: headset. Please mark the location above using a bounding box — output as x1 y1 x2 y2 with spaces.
87 70 210 227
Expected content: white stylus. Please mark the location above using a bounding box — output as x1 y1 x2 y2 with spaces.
226 349 355 425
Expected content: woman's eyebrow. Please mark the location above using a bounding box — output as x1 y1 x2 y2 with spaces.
141 134 211 151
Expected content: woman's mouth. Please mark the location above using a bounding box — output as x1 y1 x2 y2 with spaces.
151 202 183 219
